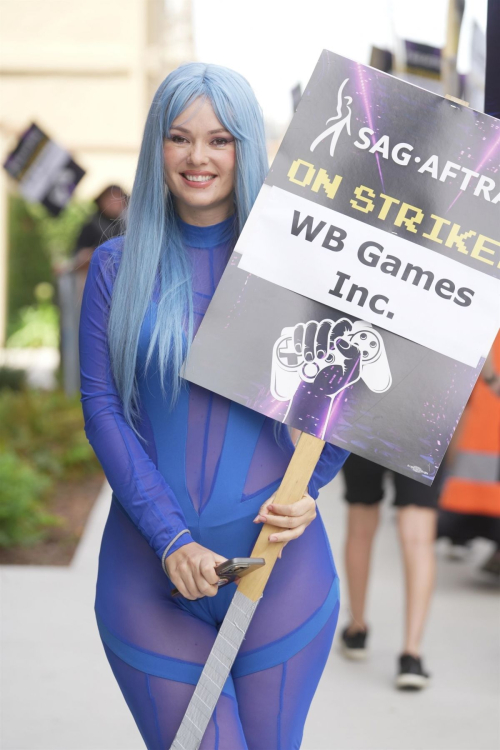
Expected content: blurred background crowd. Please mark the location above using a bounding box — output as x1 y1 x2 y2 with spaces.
0 1 498 749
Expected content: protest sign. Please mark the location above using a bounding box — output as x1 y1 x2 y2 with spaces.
184 50 500 485
3 123 85 216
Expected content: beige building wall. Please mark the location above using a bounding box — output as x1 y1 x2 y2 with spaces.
0 0 194 345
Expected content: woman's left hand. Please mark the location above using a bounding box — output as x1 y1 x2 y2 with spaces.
252 491 317 559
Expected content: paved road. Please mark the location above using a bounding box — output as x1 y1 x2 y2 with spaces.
2 477 499 750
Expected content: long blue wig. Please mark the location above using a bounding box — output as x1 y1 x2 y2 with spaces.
107 63 268 433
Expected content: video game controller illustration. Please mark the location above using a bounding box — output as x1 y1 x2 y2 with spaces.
271 317 392 439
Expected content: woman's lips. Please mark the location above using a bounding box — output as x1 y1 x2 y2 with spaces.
180 172 217 189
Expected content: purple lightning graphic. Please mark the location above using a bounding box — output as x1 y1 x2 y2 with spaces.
355 63 385 191
319 354 361 440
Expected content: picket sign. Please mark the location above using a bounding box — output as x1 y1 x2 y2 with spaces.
243 91 471 599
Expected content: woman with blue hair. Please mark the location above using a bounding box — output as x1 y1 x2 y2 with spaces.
80 62 348 748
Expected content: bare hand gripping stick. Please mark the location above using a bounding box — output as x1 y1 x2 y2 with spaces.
170 432 326 750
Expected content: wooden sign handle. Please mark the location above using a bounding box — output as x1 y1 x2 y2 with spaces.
237 432 325 602
444 94 469 107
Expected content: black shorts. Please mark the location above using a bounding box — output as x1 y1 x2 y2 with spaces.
342 453 444 509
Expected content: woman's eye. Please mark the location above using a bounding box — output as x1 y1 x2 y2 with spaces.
211 137 233 147
171 135 188 144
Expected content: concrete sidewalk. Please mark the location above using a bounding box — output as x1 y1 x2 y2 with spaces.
304 482 500 750
2 477 499 750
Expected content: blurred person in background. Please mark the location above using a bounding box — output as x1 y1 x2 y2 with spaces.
72 184 128 275
438 337 500 574
70 184 127 304
438 0 500 577
79 63 348 748
339 458 445 690
53 185 128 394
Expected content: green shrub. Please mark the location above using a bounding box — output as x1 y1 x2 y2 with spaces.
0 367 26 391
0 388 101 548
7 195 53 336
7 194 94 338
7 281 60 349
6 301 59 348
0 451 60 547
26 197 94 264
0 388 100 481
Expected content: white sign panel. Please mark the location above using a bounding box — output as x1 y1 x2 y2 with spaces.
238 185 500 366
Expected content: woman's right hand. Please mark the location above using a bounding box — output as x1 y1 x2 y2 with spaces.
165 542 228 600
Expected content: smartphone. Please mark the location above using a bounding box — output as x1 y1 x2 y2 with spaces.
170 557 265 598
215 557 265 583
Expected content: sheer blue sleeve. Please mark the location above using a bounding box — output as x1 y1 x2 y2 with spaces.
307 444 350 500
79 241 194 562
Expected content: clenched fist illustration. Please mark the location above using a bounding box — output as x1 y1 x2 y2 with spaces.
271 318 392 439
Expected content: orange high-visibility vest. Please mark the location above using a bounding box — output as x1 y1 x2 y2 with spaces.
440 333 500 517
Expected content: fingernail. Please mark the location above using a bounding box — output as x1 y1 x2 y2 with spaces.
269 535 277 541
252 516 260 523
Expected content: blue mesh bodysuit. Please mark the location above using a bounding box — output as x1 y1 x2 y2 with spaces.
79 216 349 749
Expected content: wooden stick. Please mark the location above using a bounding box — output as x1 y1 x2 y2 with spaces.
444 94 469 107
237 431 325 602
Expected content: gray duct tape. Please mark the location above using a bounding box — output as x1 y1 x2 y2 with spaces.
170 590 260 750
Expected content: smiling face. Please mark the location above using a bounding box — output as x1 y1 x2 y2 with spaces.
163 97 236 226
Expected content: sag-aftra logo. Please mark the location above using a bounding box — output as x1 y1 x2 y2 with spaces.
307 77 499 204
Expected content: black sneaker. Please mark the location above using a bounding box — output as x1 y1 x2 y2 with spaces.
396 653 430 690
480 547 500 577
340 625 369 660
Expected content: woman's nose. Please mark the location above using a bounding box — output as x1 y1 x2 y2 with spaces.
187 141 209 166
